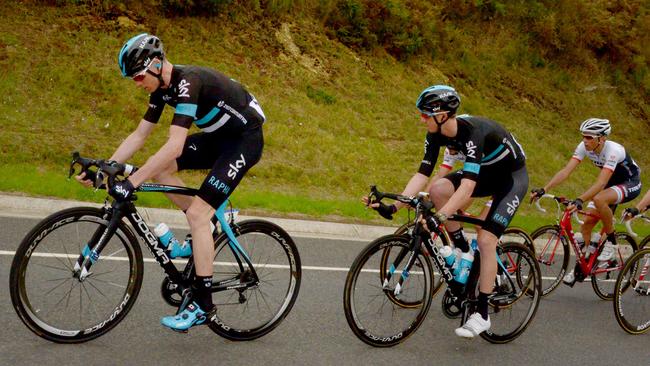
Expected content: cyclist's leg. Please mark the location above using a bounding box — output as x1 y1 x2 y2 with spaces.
162 128 264 331
154 133 220 211
580 210 599 249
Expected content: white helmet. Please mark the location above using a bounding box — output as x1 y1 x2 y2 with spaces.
580 118 611 136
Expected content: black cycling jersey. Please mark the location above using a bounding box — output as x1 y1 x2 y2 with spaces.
418 115 526 180
143 65 265 136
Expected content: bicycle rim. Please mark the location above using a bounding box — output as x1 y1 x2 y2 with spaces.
614 248 650 334
9 207 143 343
481 242 541 344
591 233 637 300
531 226 568 296
344 235 434 347
208 220 301 341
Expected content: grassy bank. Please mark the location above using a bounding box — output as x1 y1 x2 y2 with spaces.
1 2 649 234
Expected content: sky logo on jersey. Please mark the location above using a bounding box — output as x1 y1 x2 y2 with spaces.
506 195 520 215
227 154 246 180
208 176 231 195
466 141 477 158
178 79 190 98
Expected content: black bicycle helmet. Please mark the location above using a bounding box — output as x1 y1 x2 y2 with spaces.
118 33 164 77
416 85 461 116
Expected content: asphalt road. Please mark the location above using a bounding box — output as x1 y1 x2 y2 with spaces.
1 215 648 366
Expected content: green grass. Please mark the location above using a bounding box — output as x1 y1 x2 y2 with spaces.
1 2 649 234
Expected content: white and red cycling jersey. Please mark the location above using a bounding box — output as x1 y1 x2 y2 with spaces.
571 140 640 186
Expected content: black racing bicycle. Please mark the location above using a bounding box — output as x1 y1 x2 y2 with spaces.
343 186 541 347
9 153 301 343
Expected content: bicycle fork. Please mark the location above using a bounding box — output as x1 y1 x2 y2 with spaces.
73 209 122 281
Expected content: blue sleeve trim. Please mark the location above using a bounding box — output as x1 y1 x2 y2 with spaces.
175 103 198 118
481 144 505 162
463 162 481 174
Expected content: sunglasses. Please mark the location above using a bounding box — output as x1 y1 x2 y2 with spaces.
132 68 148 82
582 135 598 140
418 109 447 118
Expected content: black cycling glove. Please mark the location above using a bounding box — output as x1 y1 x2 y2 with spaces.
530 188 545 202
624 207 640 218
375 203 397 220
570 198 584 211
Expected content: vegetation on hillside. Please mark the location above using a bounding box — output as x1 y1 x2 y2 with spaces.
1 0 649 226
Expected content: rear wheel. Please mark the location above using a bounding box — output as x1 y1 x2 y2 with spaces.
480 242 542 344
591 232 637 300
207 220 301 341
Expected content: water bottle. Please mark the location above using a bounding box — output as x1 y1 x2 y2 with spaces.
453 250 475 285
587 233 601 255
574 233 585 250
154 223 192 258
440 246 457 268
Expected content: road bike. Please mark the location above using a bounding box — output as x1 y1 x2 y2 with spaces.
343 186 541 347
9 153 301 343
613 214 650 334
531 194 637 298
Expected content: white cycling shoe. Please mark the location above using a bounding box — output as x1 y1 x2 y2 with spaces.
597 242 618 262
455 313 491 338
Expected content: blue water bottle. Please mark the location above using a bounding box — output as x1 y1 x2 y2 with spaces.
453 250 475 285
154 223 192 258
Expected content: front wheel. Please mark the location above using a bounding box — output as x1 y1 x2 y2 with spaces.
207 219 301 341
343 235 434 347
613 248 650 334
9 207 143 343
530 225 569 296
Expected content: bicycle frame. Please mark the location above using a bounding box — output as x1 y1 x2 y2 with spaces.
383 205 517 299
73 182 257 295
557 208 614 277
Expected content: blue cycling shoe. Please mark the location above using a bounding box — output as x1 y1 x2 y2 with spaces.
161 302 210 331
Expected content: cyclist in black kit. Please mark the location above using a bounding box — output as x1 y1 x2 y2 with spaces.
76 33 266 331
364 85 528 338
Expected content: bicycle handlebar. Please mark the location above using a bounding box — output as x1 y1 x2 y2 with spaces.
367 185 435 212
533 193 584 225
622 214 650 238
69 152 138 190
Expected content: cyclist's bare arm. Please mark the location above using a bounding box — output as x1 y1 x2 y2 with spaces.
109 119 157 163
635 190 650 212
424 165 452 193
576 167 613 202
128 125 188 187
531 158 580 200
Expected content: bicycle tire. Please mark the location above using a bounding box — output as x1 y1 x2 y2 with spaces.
480 242 542 344
613 248 650 334
343 234 434 347
591 232 638 300
207 219 301 341
10 207 143 343
530 225 569 296
639 235 650 249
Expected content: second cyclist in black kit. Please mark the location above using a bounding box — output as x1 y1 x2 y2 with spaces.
77 33 266 331
365 85 528 338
